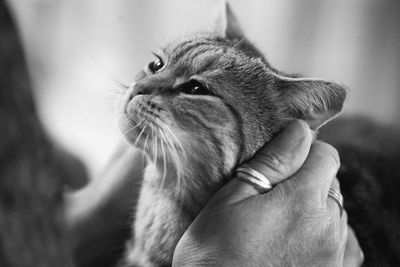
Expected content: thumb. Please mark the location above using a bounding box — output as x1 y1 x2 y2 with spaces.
218 120 313 203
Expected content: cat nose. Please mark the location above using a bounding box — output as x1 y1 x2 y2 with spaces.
131 83 152 99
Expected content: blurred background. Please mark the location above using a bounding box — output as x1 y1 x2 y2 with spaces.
6 0 400 176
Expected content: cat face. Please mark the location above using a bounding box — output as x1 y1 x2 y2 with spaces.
118 3 346 186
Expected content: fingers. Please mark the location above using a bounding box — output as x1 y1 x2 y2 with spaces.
224 120 312 203
343 226 364 267
289 140 340 204
248 119 313 184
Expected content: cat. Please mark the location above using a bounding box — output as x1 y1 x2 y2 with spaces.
2 0 399 266
117 3 349 267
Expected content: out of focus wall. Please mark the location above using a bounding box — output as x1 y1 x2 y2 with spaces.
7 0 400 175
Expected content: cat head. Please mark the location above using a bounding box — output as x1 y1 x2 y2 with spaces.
118 3 346 191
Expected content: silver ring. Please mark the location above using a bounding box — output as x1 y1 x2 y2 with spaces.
328 188 344 217
236 163 273 193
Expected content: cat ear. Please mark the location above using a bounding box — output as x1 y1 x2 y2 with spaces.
212 1 245 40
274 75 347 130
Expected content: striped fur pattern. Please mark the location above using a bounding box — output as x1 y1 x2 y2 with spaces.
118 3 346 266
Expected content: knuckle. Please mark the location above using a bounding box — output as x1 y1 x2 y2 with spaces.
289 184 321 213
292 170 320 200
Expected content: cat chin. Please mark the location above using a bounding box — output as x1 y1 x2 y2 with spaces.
118 114 144 144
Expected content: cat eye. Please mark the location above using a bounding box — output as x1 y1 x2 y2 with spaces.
180 80 212 95
148 54 165 73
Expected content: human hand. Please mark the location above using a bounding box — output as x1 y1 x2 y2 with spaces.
172 120 363 267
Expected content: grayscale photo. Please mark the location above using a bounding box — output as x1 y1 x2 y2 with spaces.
1 0 399 266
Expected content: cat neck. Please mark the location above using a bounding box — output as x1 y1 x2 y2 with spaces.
142 158 225 214
127 159 226 265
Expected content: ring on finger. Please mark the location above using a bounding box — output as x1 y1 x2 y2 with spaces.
327 187 344 217
236 163 273 193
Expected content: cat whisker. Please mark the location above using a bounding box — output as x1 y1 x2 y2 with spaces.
160 122 179 149
153 131 160 178
179 17 189 41
130 39 164 51
150 128 155 161
156 130 164 190
109 85 126 95
163 122 187 164
151 130 157 174
80 57 129 93
157 127 176 163
122 119 146 136
232 37 247 49
157 128 168 189
142 128 150 160
161 137 167 187
133 124 147 148
157 123 184 187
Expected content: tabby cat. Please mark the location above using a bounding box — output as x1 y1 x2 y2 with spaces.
117 3 400 267
2 1 399 266
117 3 349 266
